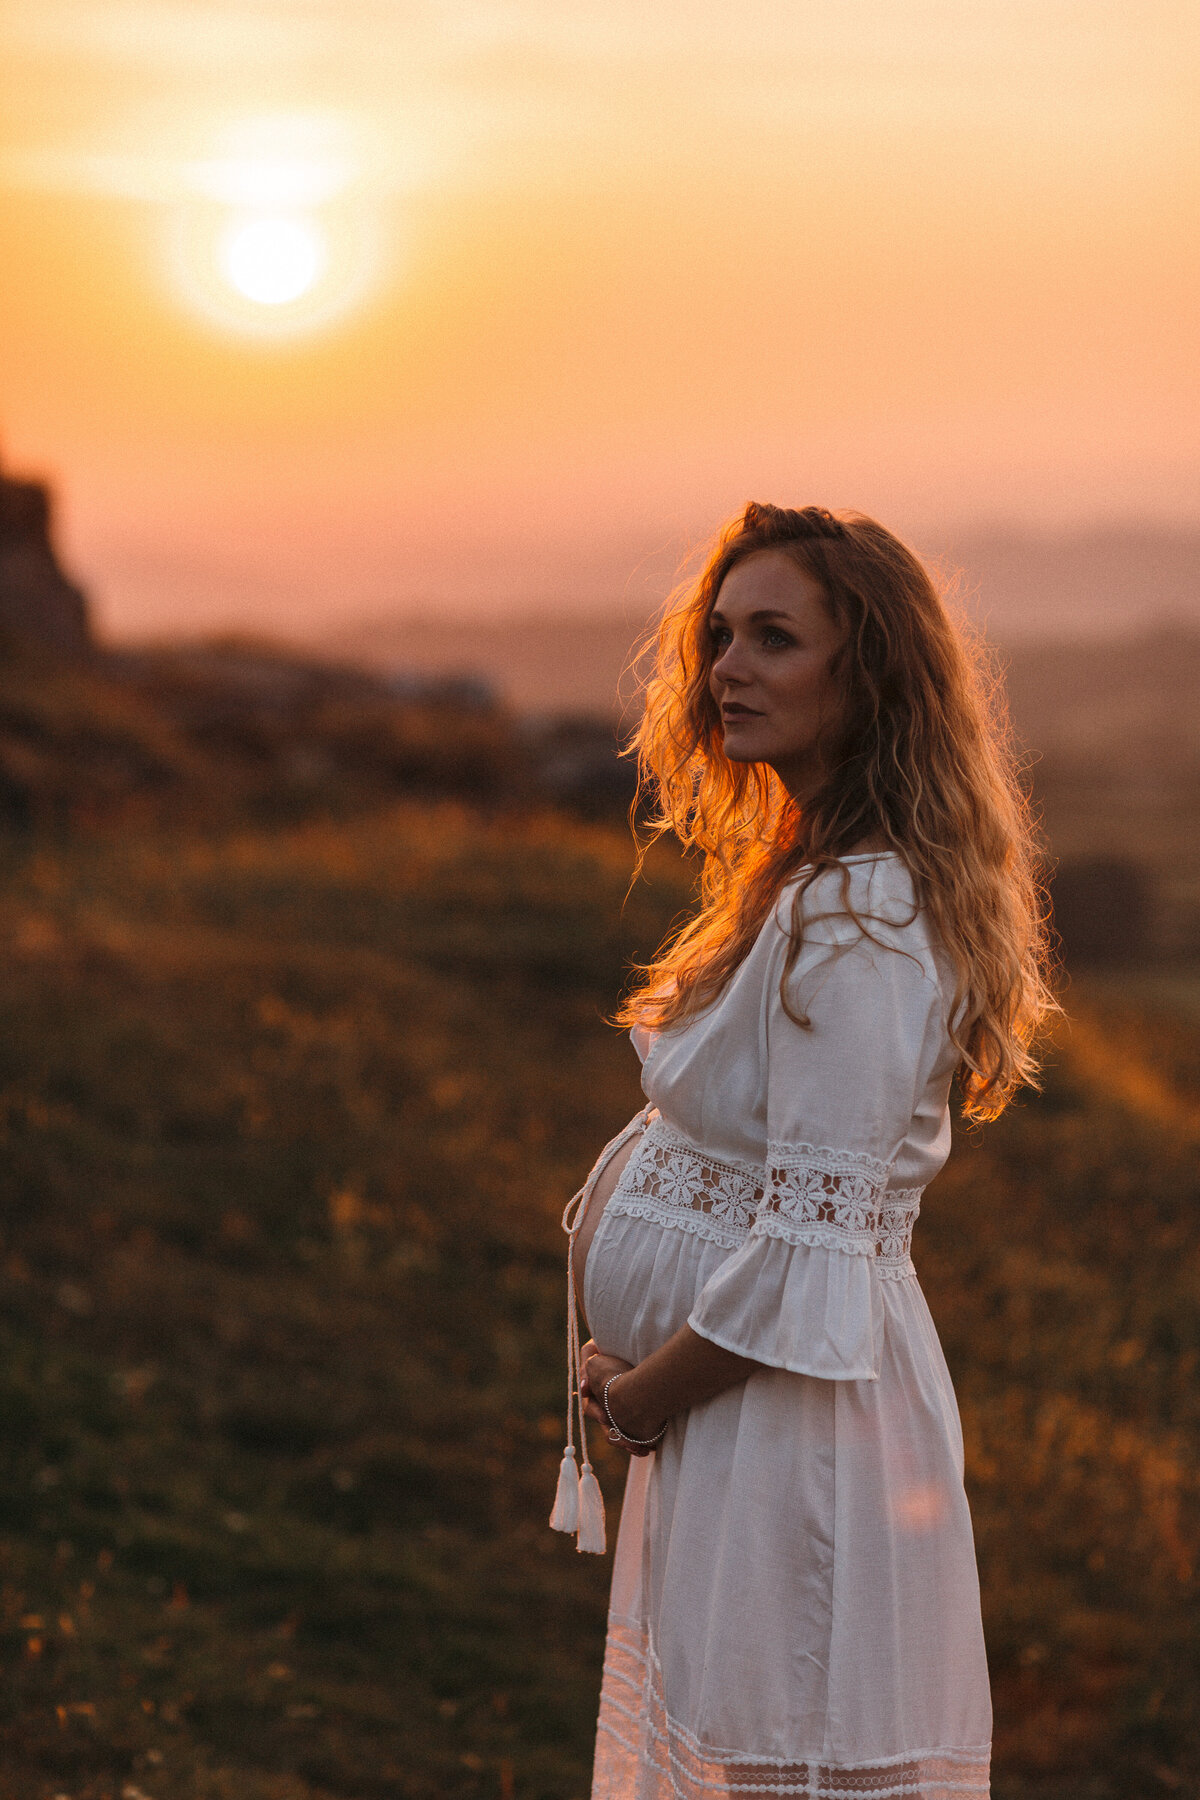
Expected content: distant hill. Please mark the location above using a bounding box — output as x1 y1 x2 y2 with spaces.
934 526 1200 644
1003 624 1200 762
325 527 1200 717
323 612 1200 767
325 612 651 719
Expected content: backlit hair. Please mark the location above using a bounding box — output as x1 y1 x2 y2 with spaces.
619 502 1057 1121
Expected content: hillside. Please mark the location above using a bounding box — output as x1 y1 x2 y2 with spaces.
0 641 529 832
0 475 1197 1795
0 808 1196 1798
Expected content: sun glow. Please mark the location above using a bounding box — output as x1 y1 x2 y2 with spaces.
220 214 326 305
163 112 387 340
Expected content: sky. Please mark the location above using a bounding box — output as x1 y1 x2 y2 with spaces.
1 0 1197 640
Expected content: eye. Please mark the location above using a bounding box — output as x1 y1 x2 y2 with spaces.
762 626 794 649
709 623 732 649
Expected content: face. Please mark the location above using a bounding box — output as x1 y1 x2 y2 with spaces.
707 548 847 801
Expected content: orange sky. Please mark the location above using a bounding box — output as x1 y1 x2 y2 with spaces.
1 1 1197 639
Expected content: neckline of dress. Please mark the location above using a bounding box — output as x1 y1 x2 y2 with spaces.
778 851 907 897
796 849 900 870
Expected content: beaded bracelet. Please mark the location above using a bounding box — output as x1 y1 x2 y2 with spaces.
601 1374 667 1448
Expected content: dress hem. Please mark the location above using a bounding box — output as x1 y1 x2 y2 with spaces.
594 1613 991 1800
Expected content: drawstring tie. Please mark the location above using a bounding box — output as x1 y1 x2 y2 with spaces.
550 1105 654 1554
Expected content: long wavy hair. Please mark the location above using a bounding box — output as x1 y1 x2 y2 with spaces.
618 502 1057 1121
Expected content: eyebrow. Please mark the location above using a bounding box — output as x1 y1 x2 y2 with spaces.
708 608 797 625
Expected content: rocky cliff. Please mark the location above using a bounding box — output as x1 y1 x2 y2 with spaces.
0 458 92 658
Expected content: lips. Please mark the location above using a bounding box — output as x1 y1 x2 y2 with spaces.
721 705 761 719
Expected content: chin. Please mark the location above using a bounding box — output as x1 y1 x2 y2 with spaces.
720 738 769 765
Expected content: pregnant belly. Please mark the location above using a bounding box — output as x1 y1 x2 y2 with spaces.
572 1129 643 1310
584 1210 736 1366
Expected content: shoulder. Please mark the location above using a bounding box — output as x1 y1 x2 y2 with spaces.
771 854 945 994
774 851 918 936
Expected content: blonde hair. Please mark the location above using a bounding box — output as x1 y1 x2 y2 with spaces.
619 502 1057 1122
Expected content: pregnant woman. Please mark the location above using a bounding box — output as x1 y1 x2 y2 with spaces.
553 503 1056 1799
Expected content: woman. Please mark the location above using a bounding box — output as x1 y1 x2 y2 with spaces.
553 502 1055 1800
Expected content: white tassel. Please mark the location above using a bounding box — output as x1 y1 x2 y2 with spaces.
549 1446 580 1533
576 1462 607 1554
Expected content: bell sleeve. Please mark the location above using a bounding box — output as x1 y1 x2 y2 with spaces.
687 926 944 1380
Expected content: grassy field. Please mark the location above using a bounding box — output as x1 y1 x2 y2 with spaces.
0 806 1196 1799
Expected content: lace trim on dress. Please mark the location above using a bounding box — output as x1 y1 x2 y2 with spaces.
606 1117 766 1252
606 1120 924 1269
760 1141 888 1254
761 1145 921 1276
593 1616 991 1800
876 1188 923 1280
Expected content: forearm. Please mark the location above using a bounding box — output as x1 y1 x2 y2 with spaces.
605 1325 761 1442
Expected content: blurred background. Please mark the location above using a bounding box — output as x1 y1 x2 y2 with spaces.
0 3 1198 1797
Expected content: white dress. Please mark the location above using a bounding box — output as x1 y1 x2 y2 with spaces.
582 852 992 1800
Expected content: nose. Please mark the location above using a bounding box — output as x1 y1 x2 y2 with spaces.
712 638 749 687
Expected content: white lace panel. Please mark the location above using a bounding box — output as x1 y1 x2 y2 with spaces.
607 1119 922 1271
594 1615 991 1800
876 1188 923 1280
760 1141 890 1257
762 1144 922 1276
607 1117 766 1250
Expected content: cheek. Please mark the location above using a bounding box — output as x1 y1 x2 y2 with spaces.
770 661 844 741
777 661 829 712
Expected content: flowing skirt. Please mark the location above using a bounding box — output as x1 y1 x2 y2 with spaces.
584 1209 992 1800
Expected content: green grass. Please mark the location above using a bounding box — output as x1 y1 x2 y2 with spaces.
0 806 1196 1798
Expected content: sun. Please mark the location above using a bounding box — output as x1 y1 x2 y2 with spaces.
220 214 327 306
165 112 389 341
